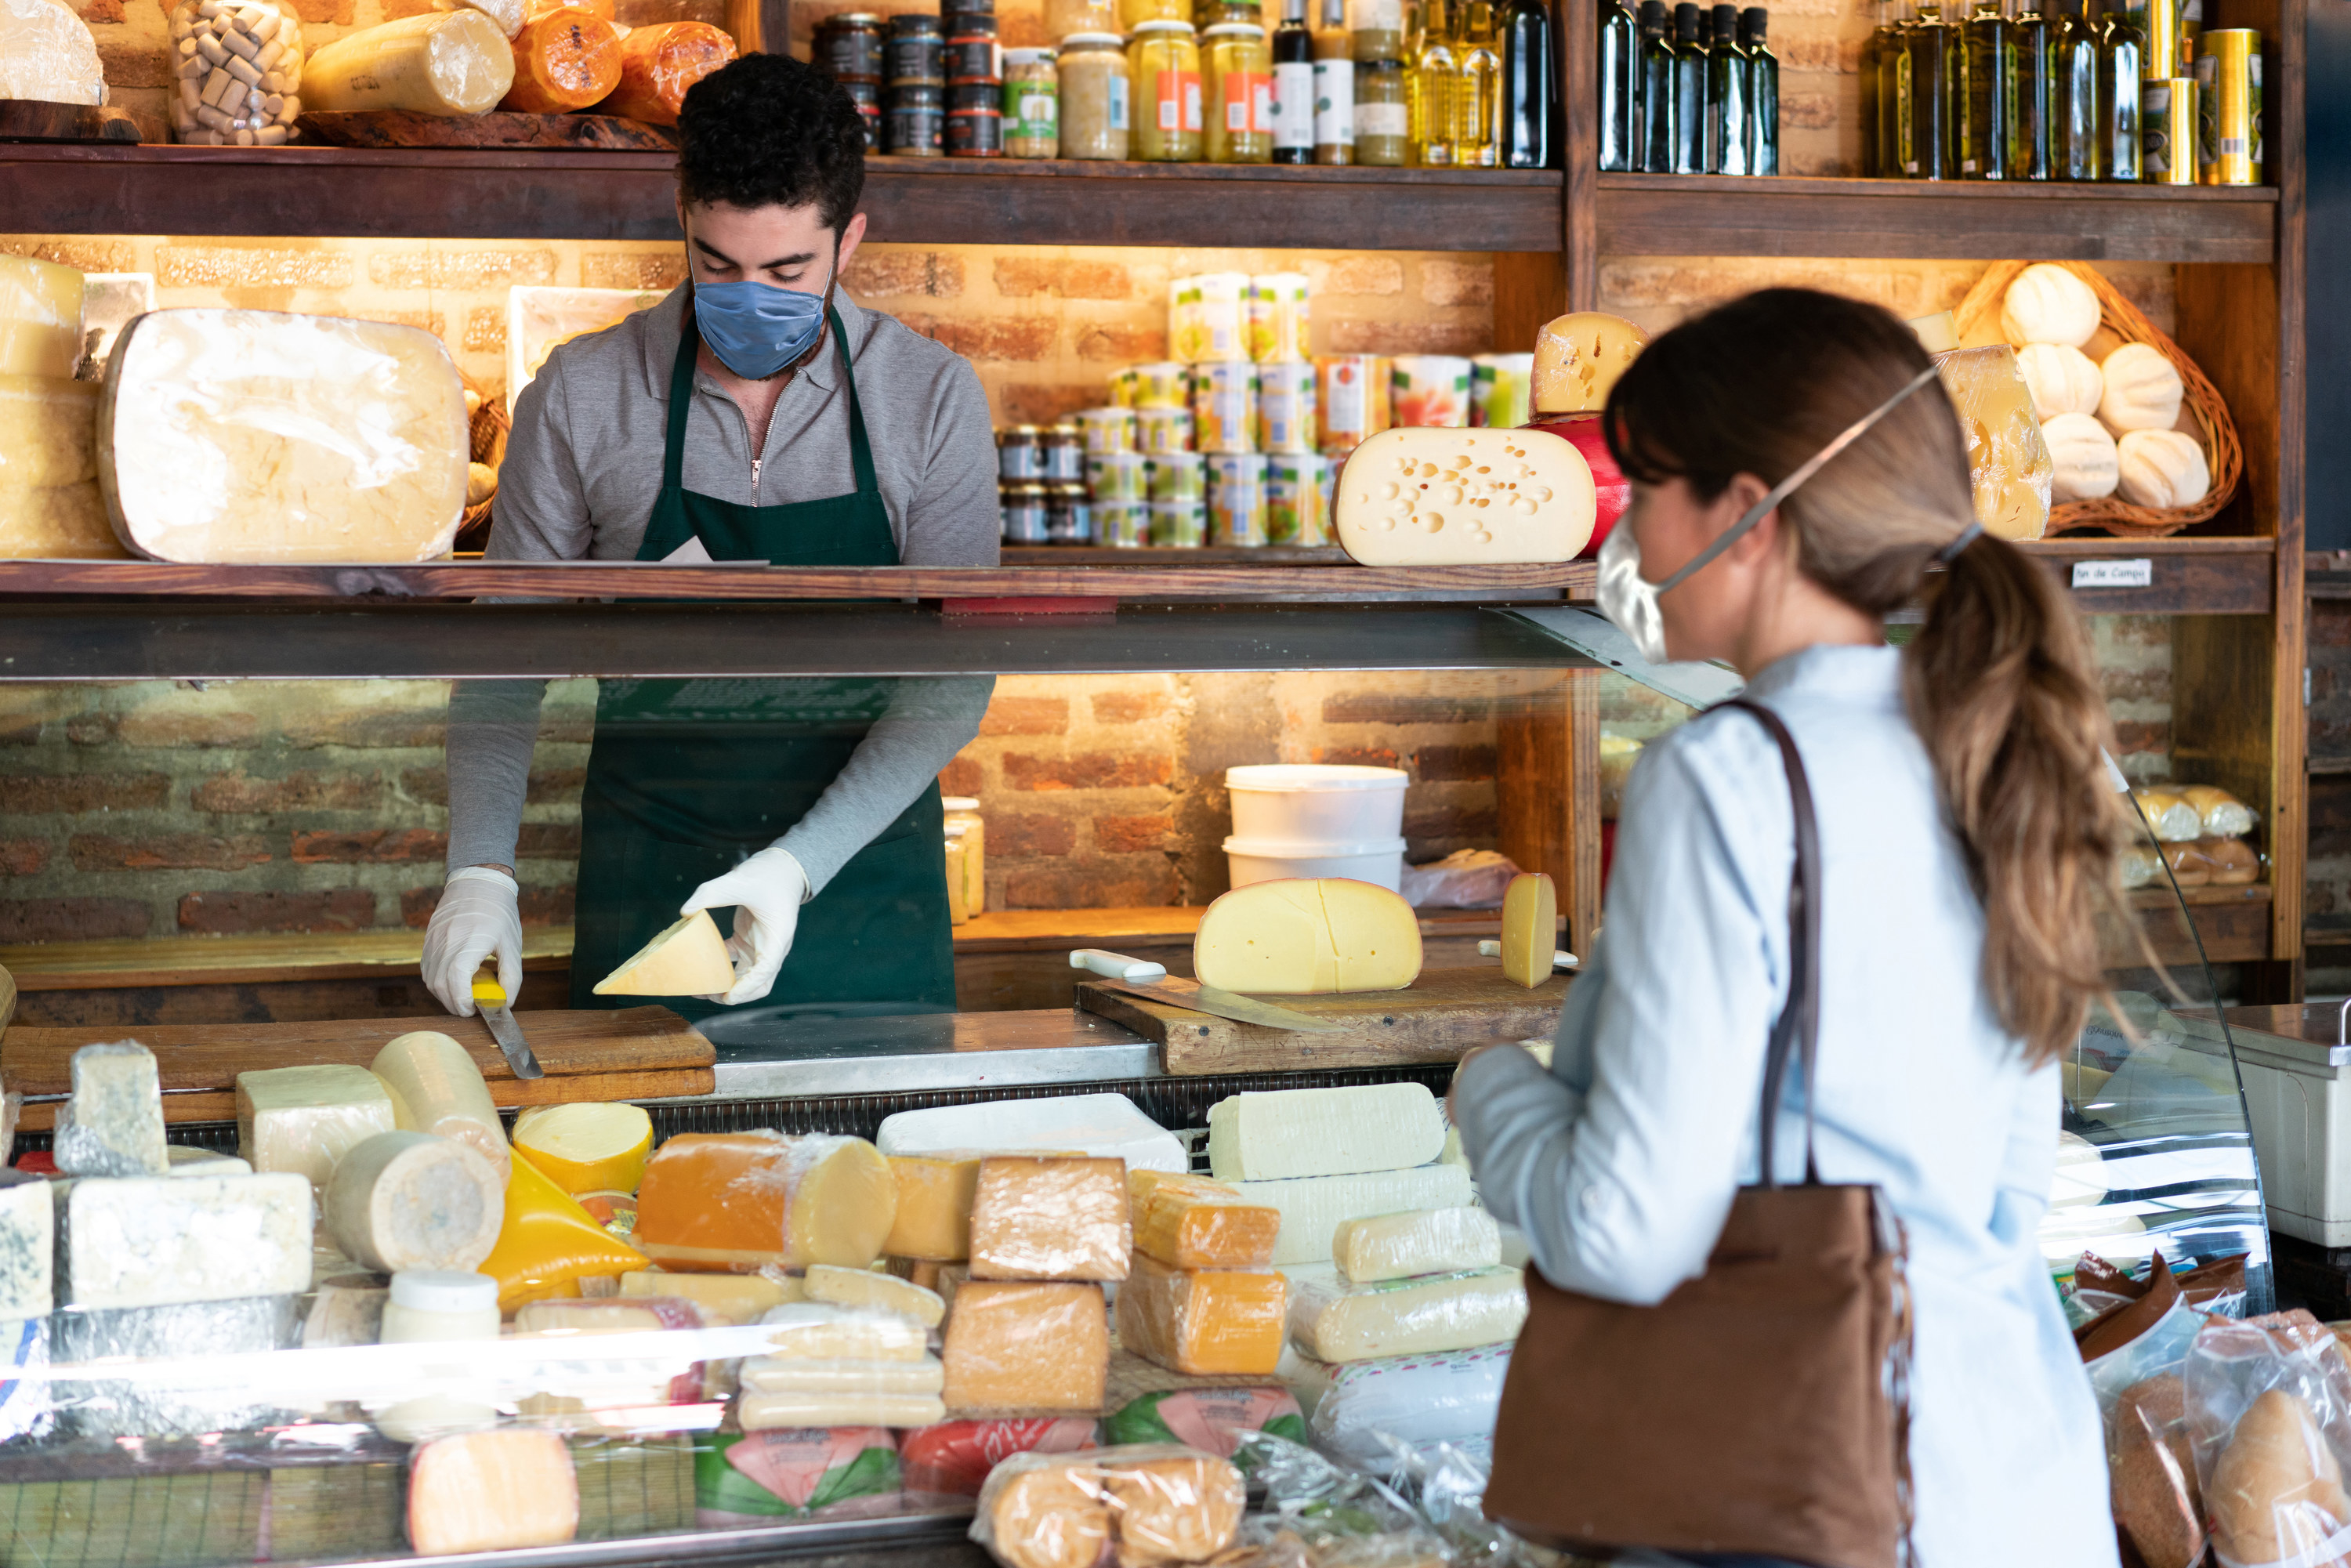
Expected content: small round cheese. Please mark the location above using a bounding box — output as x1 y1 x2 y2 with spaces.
2000 263 2103 349
2015 342 2103 420
2116 428 2210 509
2042 413 2119 502
2098 342 2186 433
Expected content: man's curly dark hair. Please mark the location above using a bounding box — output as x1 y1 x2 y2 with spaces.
676 53 867 234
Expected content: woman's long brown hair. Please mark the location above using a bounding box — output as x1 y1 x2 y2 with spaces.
1603 287 2121 1066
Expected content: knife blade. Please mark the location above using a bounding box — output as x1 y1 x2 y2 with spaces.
472 975 545 1079
1069 950 1353 1035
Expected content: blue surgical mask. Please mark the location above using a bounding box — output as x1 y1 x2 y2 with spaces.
693 277 828 381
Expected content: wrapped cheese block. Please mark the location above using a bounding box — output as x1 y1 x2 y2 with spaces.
324 1129 505 1274
1114 1255 1285 1376
1530 311 1647 415
0 481 120 559
408 1429 579 1556
803 1263 946 1327
100 310 470 564
969 1157 1132 1284
302 10 514 114
886 1152 984 1262
501 6 620 112
619 1268 797 1324
1128 1170 1280 1269
1238 1164 1474 1264
740 1354 945 1395
0 0 105 107
878 1095 1185 1174
0 256 82 380
596 19 734 124
236 1063 397 1196
635 1132 897 1272
763 1302 929 1362
1331 1206 1502 1283
1933 346 2052 541
739 1390 948 1429
942 1281 1109 1413
434 0 524 38
1193 877 1422 994
371 1031 510 1184
1286 1266 1528 1362
1333 425 1597 565
1208 1084 1444 1181
511 1102 653 1195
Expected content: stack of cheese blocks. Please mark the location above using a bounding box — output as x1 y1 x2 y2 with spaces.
1204 1083 1473 1267
0 255 121 562
1288 1206 1527 1367
1117 1171 1286 1378
939 1155 1126 1416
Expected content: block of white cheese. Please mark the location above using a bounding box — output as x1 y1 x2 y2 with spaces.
1331 1207 1502 1284
1235 1164 1477 1266
324 1129 505 1274
236 1063 398 1197
1208 1084 1445 1182
1193 878 1422 994
802 1263 946 1328
1335 425 1596 566
760 1302 930 1362
99 309 470 564
302 10 516 116
739 1354 946 1395
0 480 120 559
737 1390 949 1430
1287 1266 1528 1362
1531 310 1648 414
54 1040 169 1178
0 0 106 110
876 1092 1186 1175
167 1145 252 1177
592 909 734 998
303 1273 390 1347
1498 871 1556 990
0 375 96 489
406 1429 578 1557
0 255 84 379
0 1171 52 1321
370 1031 510 1185
57 1171 311 1309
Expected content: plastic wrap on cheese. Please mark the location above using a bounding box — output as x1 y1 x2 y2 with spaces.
1289 1342 1512 1467
99 309 470 563
0 1172 53 1323
52 1293 302 1438
600 18 734 124
302 10 515 114
1237 1164 1476 1266
1331 1207 1502 1283
1334 425 1596 565
1115 1255 1286 1377
763 1302 930 1362
740 1389 950 1430
620 1267 797 1325
802 1262 946 1327
1208 1084 1444 1182
971 1444 1244 1568
1287 1266 1527 1363
0 255 85 378
741 1354 946 1396
636 1132 897 1273
877 1094 1186 1175
408 1429 579 1556
1128 1170 1281 1269
1933 345 2052 541
0 0 105 107
942 1281 1109 1414
887 1152 984 1262
58 1171 311 1309
969 1157 1132 1284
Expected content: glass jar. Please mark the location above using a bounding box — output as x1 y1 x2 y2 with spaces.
944 13 1000 80
1120 0 1191 29
885 82 945 153
169 0 305 146
1045 482 1093 544
1353 56 1407 162
1004 48 1059 155
1046 0 1118 32
1041 423 1085 480
998 424 1047 480
1129 20 1204 159
1197 0 1265 23
1001 480 1050 543
1057 33 1131 158
1202 22 1273 160
947 104 1004 153
886 13 945 82
814 11 886 81
1349 0 1403 60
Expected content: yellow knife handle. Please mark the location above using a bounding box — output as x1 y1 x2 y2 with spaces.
471 973 507 1005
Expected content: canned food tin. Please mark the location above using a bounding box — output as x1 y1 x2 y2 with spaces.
2143 78 2197 183
1086 449 1150 499
997 424 1047 480
1168 271 1248 363
1095 498 1149 548
2196 28 2260 184
1315 354 1390 454
1045 482 1092 545
1245 273 1310 363
1145 449 1205 501
886 14 944 82
1075 406 1138 453
1136 405 1195 454
1256 360 1317 453
1469 353 1533 429
947 107 1004 155
1207 451 1269 546
817 12 886 80
1041 424 1085 481
1390 354 1473 428
1109 366 1142 408
1266 451 1329 545
1191 359 1259 454
1147 497 1208 548
1131 360 1190 409
884 85 945 154
1000 480 1049 544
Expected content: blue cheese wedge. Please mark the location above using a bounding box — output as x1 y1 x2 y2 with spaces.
54 1041 170 1178
57 1171 310 1309
0 1171 52 1322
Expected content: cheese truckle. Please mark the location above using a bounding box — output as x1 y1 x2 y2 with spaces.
1498 871 1557 989
500 6 620 113
596 20 734 125
1332 425 1596 566
1933 345 2053 541
301 10 516 114
1531 310 1648 414
1192 876 1422 994
634 1131 898 1272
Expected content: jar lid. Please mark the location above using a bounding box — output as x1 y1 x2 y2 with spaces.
1202 20 1267 33
947 13 1001 31
389 1270 498 1313
1003 424 1044 436
1003 45 1058 62
1130 18 1198 31
1049 482 1090 496
1060 29 1125 42
941 796 982 811
825 11 883 22
1358 54 1404 69
1049 422 1081 435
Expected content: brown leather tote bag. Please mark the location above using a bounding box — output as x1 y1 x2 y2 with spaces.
1483 699 1916 1568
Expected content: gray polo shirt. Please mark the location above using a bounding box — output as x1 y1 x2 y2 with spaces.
444 284 1000 893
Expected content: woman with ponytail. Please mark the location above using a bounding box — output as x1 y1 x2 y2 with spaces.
1452 288 2119 1566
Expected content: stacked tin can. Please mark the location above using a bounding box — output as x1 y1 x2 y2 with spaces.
1170 270 1328 548
944 0 1003 156
997 424 1091 544
882 12 944 155
814 13 885 149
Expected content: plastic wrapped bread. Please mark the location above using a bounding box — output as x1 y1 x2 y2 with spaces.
1285 1266 1527 1363
2161 841 2213 889
972 1446 1245 1568
302 10 513 114
596 19 734 124
969 1157 1132 1283
167 0 305 147
99 310 471 563
1933 346 2052 541
2179 784 2256 838
1114 1254 1285 1376
1128 1170 1280 1269
634 1132 898 1272
0 0 105 107
2132 788 2205 844
1331 1207 1502 1283
2201 835 2261 887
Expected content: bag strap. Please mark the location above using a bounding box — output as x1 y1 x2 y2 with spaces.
1719 697 1824 1191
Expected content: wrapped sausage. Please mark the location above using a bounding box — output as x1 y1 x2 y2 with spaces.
596 20 733 125
501 5 620 114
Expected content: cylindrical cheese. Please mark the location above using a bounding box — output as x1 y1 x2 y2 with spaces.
501 7 620 114
301 10 516 116
634 1132 897 1273
434 0 526 39
370 1032 511 1185
596 20 734 124
325 1129 506 1274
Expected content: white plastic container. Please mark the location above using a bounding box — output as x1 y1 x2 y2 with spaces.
1225 763 1407 843
1223 835 1407 892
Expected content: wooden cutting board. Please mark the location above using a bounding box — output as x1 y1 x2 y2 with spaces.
2 1007 714 1128
1076 966 1571 1076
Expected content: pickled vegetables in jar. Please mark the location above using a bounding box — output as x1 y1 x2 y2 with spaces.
1202 22 1273 161
1129 20 1204 161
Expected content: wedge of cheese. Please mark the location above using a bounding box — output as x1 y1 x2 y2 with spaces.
1331 1207 1502 1284
0 254 83 381
593 909 734 998
1531 311 1648 414
1192 877 1422 995
1498 871 1556 989
1116 1255 1286 1376
302 10 516 114
1335 425 1596 566
1208 1085 1444 1182
1238 1164 1476 1266
634 1132 897 1273
803 1263 946 1328
53 1040 168 1178
0 0 104 113
885 1152 984 1262
1933 345 2052 542
1129 1170 1281 1270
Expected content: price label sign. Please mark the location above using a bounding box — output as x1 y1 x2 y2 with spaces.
2071 559 2154 589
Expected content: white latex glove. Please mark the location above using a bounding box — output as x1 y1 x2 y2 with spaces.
422 865 523 1018
682 846 809 1005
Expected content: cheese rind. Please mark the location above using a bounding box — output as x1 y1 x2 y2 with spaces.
739 1391 949 1429
407 1429 579 1556
886 1153 984 1262
762 1302 930 1362
635 1132 897 1273
878 1094 1186 1175
1331 1207 1502 1283
302 11 516 114
58 1172 311 1309
511 1102 654 1196
1933 346 2052 541
1128 1170 1281 1270
1531 311 1648 414
1235 1164 1477 1266
0 375 96 488
0 1171 53 1321
1498 871 1556 989
236 1063 398 1197
969 1157 1132 1284
803 1263 947 1327
1207 1084 1444 1182
1287 1266 1527 1362
370 1031 510 1185
0 255 83 380
323 1128 505 1275
1192 878 1422 995
593 909 733 997
54 1041 168 1179
942 1281 1109 1414
619 1268 795 1325
1115 1255 1285 1376
1335 425 1596 566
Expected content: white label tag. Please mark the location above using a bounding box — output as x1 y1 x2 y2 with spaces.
2071 558 2153 588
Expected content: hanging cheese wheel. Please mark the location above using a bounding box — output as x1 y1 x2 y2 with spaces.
597 20 735 125
502 6 621 114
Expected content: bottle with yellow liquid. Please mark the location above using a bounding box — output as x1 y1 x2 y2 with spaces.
1454 0 1502 165
1407 0 1458 163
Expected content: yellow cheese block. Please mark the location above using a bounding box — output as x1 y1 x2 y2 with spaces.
884 1152 983 1262
1531 310 1648 414
618 1268 798 1326
0 481 122 559
633 1132 898 1272
302 11 517 114
1334 426 1596 566
969 1156 1132 1284
0 256 84 380
940 1281 1109 1414
1192 877 1422 994
1128 1170 1281 1269
477 1150 650 1314
1933 346 2053 542
1114 1254 1286 1376
0 375 97 488
593 909 734 998
1906 311 1960 353
406 1429 578 1557
802 1263 947 1328
512 1103 654 1195
1498 871 1556 989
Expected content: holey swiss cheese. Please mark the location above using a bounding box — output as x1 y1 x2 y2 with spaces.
1333 425 1596 566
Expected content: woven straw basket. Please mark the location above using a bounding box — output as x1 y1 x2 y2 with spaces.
1953 259 2241 539
457 381 510 554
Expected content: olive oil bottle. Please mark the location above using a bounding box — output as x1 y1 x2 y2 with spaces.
1878 2 1914 175
2009 0 2052 177
2052 0 2101 178
1599 0 1639 168
1905 0 1958 178
1960 0 2011 176
1639 0 1677 171
1706 1 1749 171
1455 0 1502 165
1743 6 1776 172
1408 0 1458 163
2096 0 2142 178
1671 2 1706 172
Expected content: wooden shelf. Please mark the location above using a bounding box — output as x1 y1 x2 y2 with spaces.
1597 173 2280 262
2018 537 2277 615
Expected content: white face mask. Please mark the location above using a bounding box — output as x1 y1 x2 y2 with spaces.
1596 364 1946 665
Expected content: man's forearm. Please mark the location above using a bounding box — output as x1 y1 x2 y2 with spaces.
776 675 994 893
445 679 549 872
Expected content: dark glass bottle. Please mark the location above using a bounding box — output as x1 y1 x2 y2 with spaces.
1904 1 1957 177
1598 0 1639 168
1742 5 1775 172
1962 0 2010 176
1499 0 1556 165
2052 0 2100 178
1638 0 1676 171
1860 0 1885 174
1879 2 1914 176
1705 1 1748 172
2096 0 2141 179
1670 1 1705 172
2009 0 2052 177
1273 0 1316 162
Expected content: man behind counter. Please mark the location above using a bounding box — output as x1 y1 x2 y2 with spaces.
420 53 998 1025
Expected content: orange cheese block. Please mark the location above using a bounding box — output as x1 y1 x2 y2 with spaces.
1128 1170 1280 1270
886 1152 983 1262
942 1280 1109 1414
502 7 620 114
969 1157 1131 1283
597 20 735 125
1114 1254 1285 1376
634 1132 897 1273
407 1429 578 1555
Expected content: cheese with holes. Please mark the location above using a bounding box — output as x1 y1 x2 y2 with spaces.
762 1302 930 1361
1331 1207 1501 1283
0 255 82 379
237 1064 397 1197
1235 1164 1476 1266
0 481 118 559
1934 346 2052 542
942 1281 1109 1413
371 1032 510 1185
803 1263 947 1327
512 1103 654 1196
1335 425 1595 566
1208 1085 1444 1182
886 1152 983 1262
0 0 104 111
1129 1171 1280 1270
1193 878 1422 995
1116 1255 1285 1376
740 1390 949 1429
99 310 470 564
324 1129 505 1274
878 1094 1186 1175
740 1355 945 1395
54 1041 168 1178
0 375 96 488
636 1132 897 1273
969 1157 1131 1284
619 1268 796 1325
1287 1267 1527 1361
58 1171 311 1308
0 1171 52 1321
303 11 515 114
594 909 734 997
408 1429 578 1556
1531 311 1647 414
1498 871 1556 989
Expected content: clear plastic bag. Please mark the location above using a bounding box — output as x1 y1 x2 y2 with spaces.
970 1443 1246 1568
1331 1208 1502 1284
2185 1309 2351 1568
1397 849 1522 911
1287 1268 1527 1363
1225 1431 1453 1567
1284 1342 1512 1468
167 0 302 146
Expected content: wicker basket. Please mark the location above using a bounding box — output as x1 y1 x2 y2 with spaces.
456 381 509 554
1952 260 2241 538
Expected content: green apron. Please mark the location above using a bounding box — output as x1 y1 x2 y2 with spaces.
570 306 957 1023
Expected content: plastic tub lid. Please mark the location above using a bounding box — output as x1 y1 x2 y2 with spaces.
941 796 982 811
390 1270 499 1313
1226 763 1409 791
1223 835 1408 856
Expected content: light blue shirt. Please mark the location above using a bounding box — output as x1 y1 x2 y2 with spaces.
1453 643 2115 1566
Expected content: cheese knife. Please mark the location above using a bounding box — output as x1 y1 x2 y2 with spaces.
1069 950 1353 1034
472 974 545 1080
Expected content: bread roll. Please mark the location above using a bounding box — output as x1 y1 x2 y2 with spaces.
2133 788 2204 844
2204 836 2261 886
2162 841 2213 888
2112 1375 2204 1568
2181 784 2257 838
2210 1389 2351 1567
1100 1454 1244 1568
986 1465 1112 1568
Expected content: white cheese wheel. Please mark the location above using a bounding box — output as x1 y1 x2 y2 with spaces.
434 0 524 38
2000 263 2102 349
2116 428 2210 509
324 1129 505 1275
2014 342 2103 420
2041 412 2119 502
1531 310 1647 414
0 0 105 107
2098 342 2186 433
300 9 514 115
370 1032 511 1186
1333 425 1595 566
